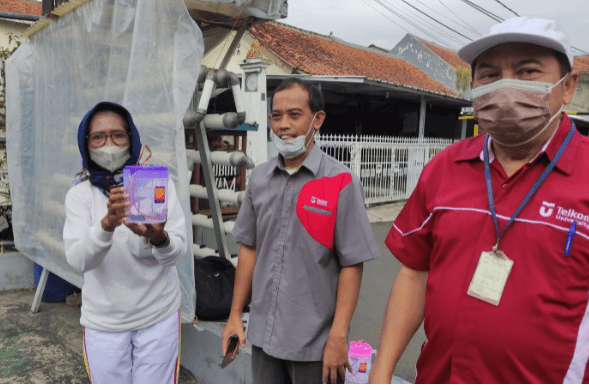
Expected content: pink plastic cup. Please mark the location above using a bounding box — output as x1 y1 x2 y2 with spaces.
346 340 373 383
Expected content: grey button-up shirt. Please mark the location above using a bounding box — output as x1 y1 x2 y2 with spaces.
232 145 380 361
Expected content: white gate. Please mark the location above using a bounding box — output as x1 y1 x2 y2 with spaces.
317 134 453 205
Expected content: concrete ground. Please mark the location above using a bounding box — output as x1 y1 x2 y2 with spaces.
351 201 426 383
0 201 422 384
0 289 88 384
0 290 198 384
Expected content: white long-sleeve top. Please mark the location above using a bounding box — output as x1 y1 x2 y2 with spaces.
63 178 187 332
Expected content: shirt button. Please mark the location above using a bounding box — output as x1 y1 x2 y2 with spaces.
288 182 293 187
284 207 289 213
503 183 507 188
277 259 282 265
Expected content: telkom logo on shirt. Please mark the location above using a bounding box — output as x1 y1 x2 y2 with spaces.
539 201 589 229
310 196 328 207
540 201 555 217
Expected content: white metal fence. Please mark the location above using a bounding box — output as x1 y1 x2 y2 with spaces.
317 134 454 205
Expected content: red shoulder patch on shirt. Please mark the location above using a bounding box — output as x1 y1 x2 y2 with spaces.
296 172 353 251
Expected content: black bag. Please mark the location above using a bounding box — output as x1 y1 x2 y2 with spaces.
194 256 235 321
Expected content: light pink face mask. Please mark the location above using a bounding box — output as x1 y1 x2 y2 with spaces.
473 76 567 147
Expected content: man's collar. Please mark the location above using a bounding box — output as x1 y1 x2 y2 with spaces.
455 113 579 176
270 143 322 177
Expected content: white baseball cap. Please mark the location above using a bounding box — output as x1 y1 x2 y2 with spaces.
458 17 573 67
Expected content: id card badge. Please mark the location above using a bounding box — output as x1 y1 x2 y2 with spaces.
467 250 514 306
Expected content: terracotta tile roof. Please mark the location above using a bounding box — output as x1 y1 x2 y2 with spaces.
573 56 589 74
419 40 470 70
251 22 458 97
0 0 42 16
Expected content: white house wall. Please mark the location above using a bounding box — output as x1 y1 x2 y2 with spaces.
201 29 291 75
0 19 28 49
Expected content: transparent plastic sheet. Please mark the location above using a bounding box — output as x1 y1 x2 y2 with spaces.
201 0 286 19
5 0 203 324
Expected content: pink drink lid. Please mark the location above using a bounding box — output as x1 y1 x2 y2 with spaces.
349 340 372 357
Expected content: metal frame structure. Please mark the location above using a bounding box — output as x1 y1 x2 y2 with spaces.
184 66 252 265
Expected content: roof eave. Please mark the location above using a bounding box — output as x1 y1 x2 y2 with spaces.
266 74 469 103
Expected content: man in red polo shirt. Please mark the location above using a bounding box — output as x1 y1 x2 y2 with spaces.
370 17 589 384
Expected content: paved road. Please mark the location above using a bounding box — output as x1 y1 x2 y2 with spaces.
349 221 426 384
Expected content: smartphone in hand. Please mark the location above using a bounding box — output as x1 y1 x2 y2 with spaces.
221 334 239 369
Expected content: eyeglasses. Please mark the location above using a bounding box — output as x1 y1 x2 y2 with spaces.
87 131 130 147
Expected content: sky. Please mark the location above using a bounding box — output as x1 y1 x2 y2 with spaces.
282 0 589 56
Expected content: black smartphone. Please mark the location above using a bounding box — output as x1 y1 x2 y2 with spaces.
221 334 239 368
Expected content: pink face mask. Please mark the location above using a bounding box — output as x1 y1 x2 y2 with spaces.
473 75 567 147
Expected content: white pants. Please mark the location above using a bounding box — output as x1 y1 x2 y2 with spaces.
83 311 181 384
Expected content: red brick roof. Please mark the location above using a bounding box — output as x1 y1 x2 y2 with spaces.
419 40 470 70
0 0 42 16
251 22 458 97
573 56 589 74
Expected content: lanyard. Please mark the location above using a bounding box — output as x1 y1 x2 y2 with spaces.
483 121 576 251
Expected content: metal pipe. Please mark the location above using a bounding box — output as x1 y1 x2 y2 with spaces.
203 113 239 129
191 213 235 234
418 95 426 141
189 184 245 205
215 70 244 112
0 12 41 22
191 71 216 122
193 121 231 259
218 20 249 71
227 151 255 170
183 109 199 129
212 70 246 127
215 69 240 88
186 149 254 170
198 65 207 84
198 75 215 110
230 83 246 125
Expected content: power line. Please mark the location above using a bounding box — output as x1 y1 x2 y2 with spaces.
484 1 589 56
369 0 589 57
377 1 463 49
359 0 412 43
385 0 470 46
424 0 483 37
398 0 473 41
361 0 445 46
437 0 482 36
492 0 519 17
457 0 503 23
370 0 464 49
379 0 471 47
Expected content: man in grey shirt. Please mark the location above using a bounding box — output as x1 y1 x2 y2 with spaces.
221 78 380 384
